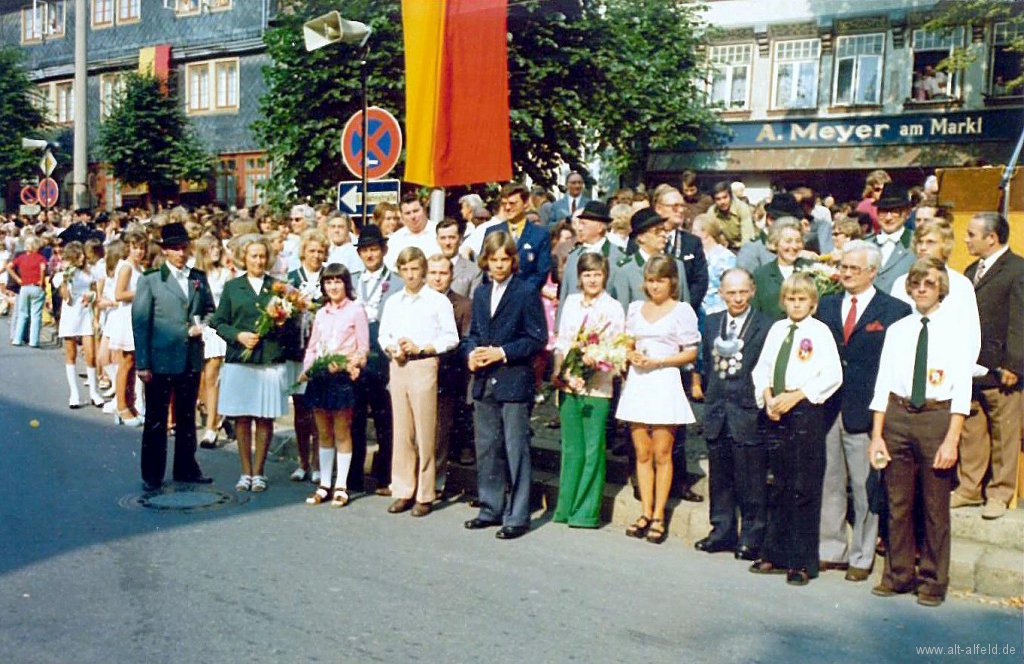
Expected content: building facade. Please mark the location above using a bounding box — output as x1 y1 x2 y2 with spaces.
649 0 1024 203
1 0 276 210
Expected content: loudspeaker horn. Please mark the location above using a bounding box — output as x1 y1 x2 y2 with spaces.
22 138 49 150
303 11 371 52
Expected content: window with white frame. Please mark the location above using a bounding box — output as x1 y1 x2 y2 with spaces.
92 0 113 27
32 84 51 117
55 80 74 124
772 39 821 109
175 0 199 15
117 0 140 23
833 33 884 105
21 2 65 42
208 0 232 10
708 44 753 109
991 22 1023 96
186 59 239 113
910 28 963 101
100 73 126 120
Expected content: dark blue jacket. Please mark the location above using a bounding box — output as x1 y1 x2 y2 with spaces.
464 275 547 403
817 290 911 433
485 221 552 293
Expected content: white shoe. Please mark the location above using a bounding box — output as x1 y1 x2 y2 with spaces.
235 475 252 492
534 393 546 404
251 475 267 492
310 470 321 485
290 467 308 482
103 400 117 414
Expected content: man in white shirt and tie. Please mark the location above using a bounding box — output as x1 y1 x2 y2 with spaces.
550 172 590 226
378 247 459 517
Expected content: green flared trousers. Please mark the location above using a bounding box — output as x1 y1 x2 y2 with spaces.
553 393 609 528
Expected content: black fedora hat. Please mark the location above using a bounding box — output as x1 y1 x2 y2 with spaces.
875 183 911 210
356 224 387 249
577 200 612 223
765 192 805 220
630 208 666 237
157 222 191 246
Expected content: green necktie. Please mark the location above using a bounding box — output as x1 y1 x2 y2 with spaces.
772 323 798 395
911 316 930 407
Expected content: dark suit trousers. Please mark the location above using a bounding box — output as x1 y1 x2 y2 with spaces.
881 401 954 598
351 368 392 491
706 423 767 550
141 372 201 483
474 391 532 528
763 401 826 575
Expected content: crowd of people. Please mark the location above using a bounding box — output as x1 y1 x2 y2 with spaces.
2 168 1020 607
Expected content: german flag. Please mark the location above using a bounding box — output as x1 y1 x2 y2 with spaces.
402 0 512 187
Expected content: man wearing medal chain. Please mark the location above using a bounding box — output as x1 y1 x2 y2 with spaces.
351 225 403 494
695 268 772 560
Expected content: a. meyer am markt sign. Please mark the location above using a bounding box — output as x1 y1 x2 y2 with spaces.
722 108 1023 149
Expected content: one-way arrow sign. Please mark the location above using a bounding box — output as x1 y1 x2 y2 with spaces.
336 179 401 216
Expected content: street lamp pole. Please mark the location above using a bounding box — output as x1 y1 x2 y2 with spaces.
360 46 369 228
73 0 88 209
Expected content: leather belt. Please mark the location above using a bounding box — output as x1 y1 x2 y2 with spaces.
888 393 951 413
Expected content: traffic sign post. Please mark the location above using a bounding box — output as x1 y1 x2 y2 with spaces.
336 179 401 216
341 107 403 180
38 177 59 209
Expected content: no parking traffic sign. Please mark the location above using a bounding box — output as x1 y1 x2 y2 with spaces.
341 107 402 180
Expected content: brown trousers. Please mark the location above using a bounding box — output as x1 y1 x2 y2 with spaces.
388 357 439 504
958 387 1023 506
881 400 954 598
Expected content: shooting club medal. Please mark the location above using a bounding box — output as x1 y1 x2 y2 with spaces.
712 314 750 379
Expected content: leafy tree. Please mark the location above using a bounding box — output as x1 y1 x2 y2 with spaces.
0 46 49 191
925 0 1024 92
97 72 213 203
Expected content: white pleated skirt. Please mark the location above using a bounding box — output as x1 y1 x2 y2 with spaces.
218 363 290 418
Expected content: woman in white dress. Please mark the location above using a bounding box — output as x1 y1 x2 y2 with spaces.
616 256 701 544
107 230 147 426
96 241 124 403
194 234 232 447
56 242 105 409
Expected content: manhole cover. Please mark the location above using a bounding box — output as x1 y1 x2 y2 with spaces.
119 485 248 513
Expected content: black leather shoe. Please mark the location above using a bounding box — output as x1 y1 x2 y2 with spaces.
464 518 501 530
495 525 529 540
734 545 759 561
694 537 735 553
678 488 704 503
142 480 162 492
174 474 213 484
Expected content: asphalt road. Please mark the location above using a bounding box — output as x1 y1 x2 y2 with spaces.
1 326 1021 664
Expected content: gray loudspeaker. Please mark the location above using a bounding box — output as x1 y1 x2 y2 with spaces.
303 11 371 52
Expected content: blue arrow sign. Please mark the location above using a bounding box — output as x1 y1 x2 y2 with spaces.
336 179 401 216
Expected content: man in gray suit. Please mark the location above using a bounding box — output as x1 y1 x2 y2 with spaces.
867 184 915 295
558 201 626 322
611 208 690 310
549 171 590 226
133 222 216 492
436 218 482 298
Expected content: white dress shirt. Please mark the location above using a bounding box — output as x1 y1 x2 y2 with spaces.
725 307 750 339
580 237 608 254
870 302 973 416
877 229 905 265
464 217 504 259
246 275 265 295
378 285 459 356
167 264 190 297
975 244 1010 282
841 286 876 327
752 315 843 408
383 222 441 271
890 266 980 370
355 267 390 323
490 277 511 316
554 291 625 398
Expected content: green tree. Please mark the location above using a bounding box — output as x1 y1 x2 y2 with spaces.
0 46 49 191
925 0 1024 92
97 72 213 203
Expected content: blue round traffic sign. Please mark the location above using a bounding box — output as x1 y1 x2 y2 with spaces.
341 107 402 180
38 178 59 208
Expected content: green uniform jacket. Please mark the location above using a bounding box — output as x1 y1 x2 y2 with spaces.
211 275 298 365
751 257 811 321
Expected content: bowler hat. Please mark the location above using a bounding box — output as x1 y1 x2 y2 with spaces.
356 224 387 249
157 222 191 247
765 192 805 220
875 183 911 210
577 201 612 223
630 208 666 237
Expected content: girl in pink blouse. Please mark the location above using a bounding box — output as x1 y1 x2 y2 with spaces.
299 264 370 507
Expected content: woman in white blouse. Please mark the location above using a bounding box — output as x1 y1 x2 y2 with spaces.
750 273 842 586
551 253 625 529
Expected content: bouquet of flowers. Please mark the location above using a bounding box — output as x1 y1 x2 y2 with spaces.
555 318 632 394
796 261 843 297
242 282 309 360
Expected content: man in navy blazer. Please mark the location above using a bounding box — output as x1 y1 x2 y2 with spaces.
816 240 911 580
132 223 216 491
695 269 773 560
485 182 551 293
463 231 547 540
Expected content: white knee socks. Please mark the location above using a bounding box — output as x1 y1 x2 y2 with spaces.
318 447 335 488
86 367 103 403
335 452 352 490
65 364 81 406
